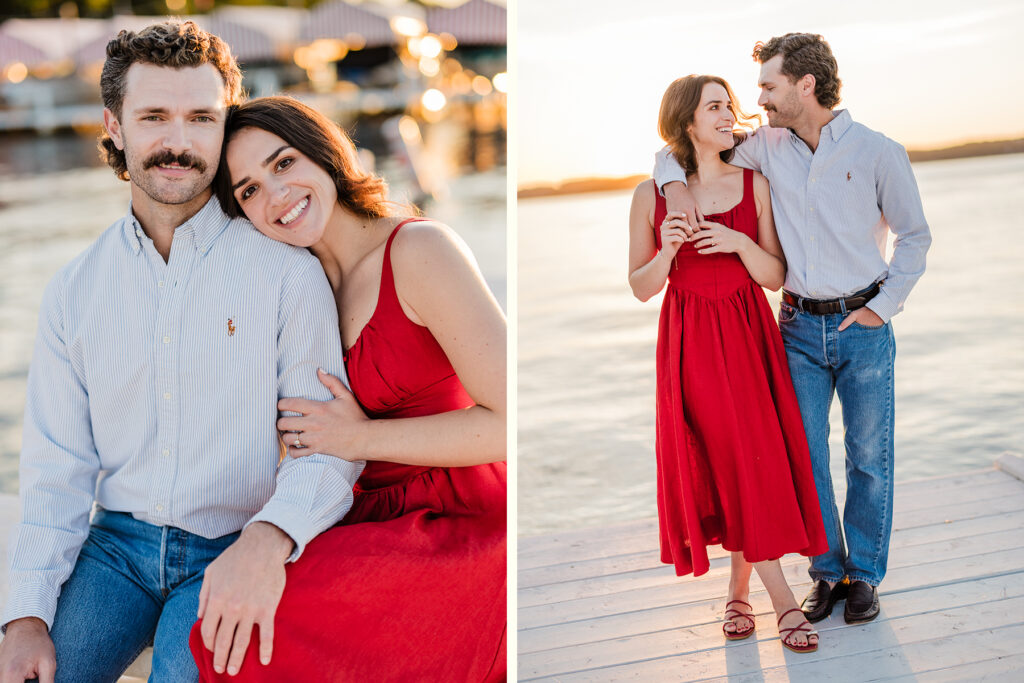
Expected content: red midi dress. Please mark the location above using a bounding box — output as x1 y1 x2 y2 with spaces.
653 168 827 577
190 219 507 681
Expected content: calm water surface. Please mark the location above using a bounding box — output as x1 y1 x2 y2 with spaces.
518 153 1024 536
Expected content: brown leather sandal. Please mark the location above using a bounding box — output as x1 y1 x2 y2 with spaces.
723 599 756 640
777 607 818 652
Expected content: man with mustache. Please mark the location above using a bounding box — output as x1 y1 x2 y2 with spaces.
0 21 361 681
654 33 930 625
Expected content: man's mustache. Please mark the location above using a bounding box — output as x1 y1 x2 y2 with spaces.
143 150 207 174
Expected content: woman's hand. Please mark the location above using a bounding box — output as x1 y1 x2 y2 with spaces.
659 211 689 262
691 220 751 255
277 369 370 461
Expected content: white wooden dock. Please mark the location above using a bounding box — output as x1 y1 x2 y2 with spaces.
518 453 1024 681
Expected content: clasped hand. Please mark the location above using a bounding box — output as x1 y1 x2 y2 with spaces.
277 369 370 460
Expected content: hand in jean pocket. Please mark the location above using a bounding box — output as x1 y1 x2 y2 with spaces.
839 307 884 331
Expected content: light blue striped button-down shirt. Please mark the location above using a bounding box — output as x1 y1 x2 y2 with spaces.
3 197 364 628
654 109 931 322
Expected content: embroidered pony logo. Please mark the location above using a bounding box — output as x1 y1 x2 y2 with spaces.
847 172 852 181
227 318 236 336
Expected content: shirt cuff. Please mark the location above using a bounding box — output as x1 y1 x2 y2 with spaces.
2 581 60 632
244 500 329 563
866 287 900 323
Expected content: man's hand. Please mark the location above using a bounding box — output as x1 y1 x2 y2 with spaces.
838 307 885 331
0 617 56 683
198 522 293 676
663 182 703 237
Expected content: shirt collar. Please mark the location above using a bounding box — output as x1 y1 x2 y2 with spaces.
823 109 853 142
786 109 854 146
122 195 231 257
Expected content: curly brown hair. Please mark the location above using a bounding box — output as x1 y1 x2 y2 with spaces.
752 33 841 109
215 96 398 220
658 75 760 175
99 20 244 180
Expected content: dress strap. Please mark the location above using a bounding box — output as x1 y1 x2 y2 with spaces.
379 218 430 313
743 167 753 206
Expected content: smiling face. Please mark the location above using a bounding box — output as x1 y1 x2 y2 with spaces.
686 82 737 153
226 127 338 247
104 63 226 206
757 55 803 128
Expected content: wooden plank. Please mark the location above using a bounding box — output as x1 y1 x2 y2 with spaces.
519 566 1024 658
518 573 1024 676
895 492 1024 530
883 653 1024 682
518 545 1024 631
996 452 1024 481
518 469 1020 571
525 599 1024 681
518 519 660 569
892 477 1023 513
519 508 1024 590
518 526 1024 608
716 638 1024 683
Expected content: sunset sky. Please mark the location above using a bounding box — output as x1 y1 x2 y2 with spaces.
517 0 1024 185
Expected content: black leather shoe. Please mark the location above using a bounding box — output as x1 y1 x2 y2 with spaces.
844 580 880 624
800 578 849 623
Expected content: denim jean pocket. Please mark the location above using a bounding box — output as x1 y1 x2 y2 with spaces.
778 302 797 324
850 319 885 330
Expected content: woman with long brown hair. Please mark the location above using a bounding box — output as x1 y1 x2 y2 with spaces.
628 75 827 652
189 96 506 680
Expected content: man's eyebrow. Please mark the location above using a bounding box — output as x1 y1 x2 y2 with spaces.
231 145 291 191
130 106 221 115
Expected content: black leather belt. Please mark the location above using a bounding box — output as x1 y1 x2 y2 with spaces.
782 282 881 315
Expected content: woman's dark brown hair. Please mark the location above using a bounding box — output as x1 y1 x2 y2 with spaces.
215 96 394 220
658 75 759 175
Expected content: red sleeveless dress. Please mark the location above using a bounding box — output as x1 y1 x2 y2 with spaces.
191 219 507 681
653 168 827 577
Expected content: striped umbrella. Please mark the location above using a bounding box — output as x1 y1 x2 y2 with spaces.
0 30 50 68
71 16 277 67
426 0 506 45
70 17 161 67
298 0 395 47
199 17 277 63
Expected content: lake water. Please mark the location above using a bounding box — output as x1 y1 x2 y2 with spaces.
518 153 1024 537
0 163 506 495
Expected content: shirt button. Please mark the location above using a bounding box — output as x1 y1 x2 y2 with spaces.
163 392 171 400
158 281 165 288
155 504 164 512
809 207 815 212
163 336 170 344
162 448 170 457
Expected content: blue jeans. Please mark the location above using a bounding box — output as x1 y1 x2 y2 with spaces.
778 302 896 586
40 508 238 683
